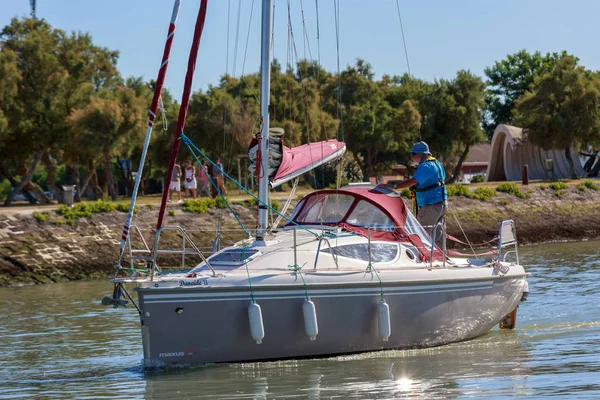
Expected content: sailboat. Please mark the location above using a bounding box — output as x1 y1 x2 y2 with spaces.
107 0 528 369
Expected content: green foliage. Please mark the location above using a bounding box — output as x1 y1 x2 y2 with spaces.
496 182 531 199
182 199 212 214
55 200 136 222
421 70 486 182
271 200 281 212
182 197 230 214
496 183 521 195
400 189 411 198
0 179 11 201
245 197 258 207
470 174 484 183
472 187 496 201
540 185 547 190
484 50 561 138
214 196 228 209
446 184 495 201
499 199 510 206
584 180 599 190
554 190 564 198
168 210 176 216
447 184 473 198
549 182 568 191
514 54 600 178
0 17 123 204
32 211 50 223
577 184 587 192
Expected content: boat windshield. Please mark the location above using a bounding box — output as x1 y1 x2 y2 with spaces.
294 193 354 224
346 200 395 231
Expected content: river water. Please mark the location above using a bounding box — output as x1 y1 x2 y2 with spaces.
0 241 599 399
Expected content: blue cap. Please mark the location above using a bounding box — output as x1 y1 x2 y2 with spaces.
410 141 431 155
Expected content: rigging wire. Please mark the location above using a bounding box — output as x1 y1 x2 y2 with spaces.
333 0 344 143
232 0 242 77
394 0 411 76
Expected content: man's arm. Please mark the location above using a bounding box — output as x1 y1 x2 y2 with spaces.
393 178 417 190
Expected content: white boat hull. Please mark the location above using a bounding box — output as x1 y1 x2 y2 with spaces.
135 266 526 368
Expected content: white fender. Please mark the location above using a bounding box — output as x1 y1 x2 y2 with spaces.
248 302 265 344
378 300 391 341
303 299 319 340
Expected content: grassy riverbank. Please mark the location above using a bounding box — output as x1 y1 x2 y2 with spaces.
0 180 599 286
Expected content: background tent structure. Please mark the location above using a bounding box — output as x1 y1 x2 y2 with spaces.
485 124 584 181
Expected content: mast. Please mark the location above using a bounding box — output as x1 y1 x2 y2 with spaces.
117 0 182 263
156 0 209 230
256 0 273 240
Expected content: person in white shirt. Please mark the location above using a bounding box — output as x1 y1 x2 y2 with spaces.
184 160 197 199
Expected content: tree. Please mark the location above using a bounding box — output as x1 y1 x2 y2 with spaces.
0 17 121 205
422 70 486 183
339 61 421 179
484 50 562 138
514 55 600 178
68 86 146 200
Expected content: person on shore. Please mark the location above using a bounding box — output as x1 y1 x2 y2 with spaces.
168 164 182 203
184 160 197 200
392 141 448 243
211 157 227 197
197 161 210 197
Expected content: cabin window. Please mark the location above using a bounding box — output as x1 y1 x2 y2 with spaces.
321 243 399 263
346 200 395 231
200 248 260 267
295 194 354 224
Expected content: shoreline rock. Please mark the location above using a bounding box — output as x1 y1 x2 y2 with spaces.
1 186 599 287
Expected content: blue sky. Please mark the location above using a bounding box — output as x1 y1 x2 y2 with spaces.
3 1 600 100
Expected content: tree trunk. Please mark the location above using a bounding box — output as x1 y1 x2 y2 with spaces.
103 147 118 201
564 147 578 179
69 164 82 203
3 150 45 206
0 164 36 204
42 151 59 199
86 158 103 200
446 144 471 184
351 151 367 182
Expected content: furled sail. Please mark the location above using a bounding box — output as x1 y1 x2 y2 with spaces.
248 128 346 188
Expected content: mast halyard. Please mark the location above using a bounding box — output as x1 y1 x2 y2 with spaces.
257 0 273 240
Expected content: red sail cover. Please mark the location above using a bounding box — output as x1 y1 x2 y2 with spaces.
270 140 346 188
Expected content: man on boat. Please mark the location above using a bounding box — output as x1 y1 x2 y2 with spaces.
392 141 448 242
168 163 182 203
184 160 197 199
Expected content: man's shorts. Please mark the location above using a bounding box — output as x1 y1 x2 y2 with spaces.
169 181 181 191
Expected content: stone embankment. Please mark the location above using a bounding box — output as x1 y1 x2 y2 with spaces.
1 182 599 286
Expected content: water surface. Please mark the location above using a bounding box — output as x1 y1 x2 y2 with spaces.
0 241 599 399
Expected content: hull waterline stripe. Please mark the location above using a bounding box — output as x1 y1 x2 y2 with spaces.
142 285 497 304
142 281 496 300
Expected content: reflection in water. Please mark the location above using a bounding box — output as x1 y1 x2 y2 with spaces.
142 333 533 399
0 240 599 398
